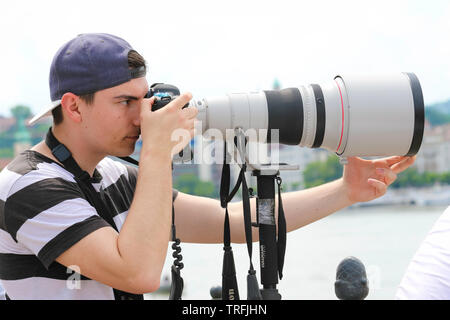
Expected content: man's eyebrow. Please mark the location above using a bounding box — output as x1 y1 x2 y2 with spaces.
113 95 140 100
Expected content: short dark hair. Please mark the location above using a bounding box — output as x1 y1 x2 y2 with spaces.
52 50 146 125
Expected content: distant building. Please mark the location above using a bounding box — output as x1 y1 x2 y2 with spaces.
0 159 11 170
0 116 15 133
415 123 450 173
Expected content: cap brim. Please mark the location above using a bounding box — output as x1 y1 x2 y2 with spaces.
28 100 61 125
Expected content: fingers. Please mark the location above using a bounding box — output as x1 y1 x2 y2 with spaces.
149 92 197 119
375 167 397 186
375 155 416 169
376 155 406 166
142 92 197 125
141 96 156 114
168 92 193 110
181 104 199 120
367 178 387 197
390 156 416 174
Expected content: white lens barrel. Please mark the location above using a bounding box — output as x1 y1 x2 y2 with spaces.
195 91 269 143
329 73 424 157
193 73 424 157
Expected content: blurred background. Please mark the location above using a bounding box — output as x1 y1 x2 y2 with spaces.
1 0 449 299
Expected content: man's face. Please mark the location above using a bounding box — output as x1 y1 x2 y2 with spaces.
79 77 149 157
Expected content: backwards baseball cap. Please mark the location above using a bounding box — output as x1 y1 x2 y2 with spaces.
28 33 146 125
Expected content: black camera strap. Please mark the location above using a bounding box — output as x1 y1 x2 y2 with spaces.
220 142 240 300
45 128 143 300
220 140 262 300
240 164 263 300
276 176 287 280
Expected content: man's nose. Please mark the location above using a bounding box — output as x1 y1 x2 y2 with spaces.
132 104 141 127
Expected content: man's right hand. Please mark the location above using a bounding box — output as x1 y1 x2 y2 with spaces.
140 92 198 158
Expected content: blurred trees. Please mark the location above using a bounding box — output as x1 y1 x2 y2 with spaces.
10 105 32 120
174 173 219 198
303 155 343 188
0 104 50 150
302 154 450 189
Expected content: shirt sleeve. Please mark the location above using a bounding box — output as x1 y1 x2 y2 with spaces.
4 175 109 269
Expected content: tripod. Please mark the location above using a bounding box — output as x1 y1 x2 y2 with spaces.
229 129 299 300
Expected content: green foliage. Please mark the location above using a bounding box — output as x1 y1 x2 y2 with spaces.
303 154 343 188
425 99 450 126
391 167 450 188
425 107 450 126
33 123 52 135
291 182 301 190
442 172 450 184
0 148 14 158
0 105 51 153
174 173 219 198
303 155 450 190
10 105 32 119
0 133 14 149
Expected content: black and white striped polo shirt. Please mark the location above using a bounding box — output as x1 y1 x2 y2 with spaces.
0 150 177 299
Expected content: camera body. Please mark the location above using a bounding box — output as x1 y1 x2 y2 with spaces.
145 83 193 162
145 83 189 110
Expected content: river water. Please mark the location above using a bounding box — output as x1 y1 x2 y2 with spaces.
146 204 448 300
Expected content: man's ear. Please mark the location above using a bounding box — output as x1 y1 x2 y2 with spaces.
60 93 82 123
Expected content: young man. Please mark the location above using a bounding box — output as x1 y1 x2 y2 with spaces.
0 33 415 300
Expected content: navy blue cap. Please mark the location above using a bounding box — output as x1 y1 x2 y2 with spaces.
29 33 146 125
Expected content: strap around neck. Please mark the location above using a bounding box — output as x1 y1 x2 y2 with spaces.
45 128 90 180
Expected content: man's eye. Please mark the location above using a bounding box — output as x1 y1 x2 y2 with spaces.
120 100 131 106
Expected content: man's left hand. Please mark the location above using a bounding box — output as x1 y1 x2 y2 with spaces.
342 156 416 203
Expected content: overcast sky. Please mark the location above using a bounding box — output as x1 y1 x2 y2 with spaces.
0 0 449 118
